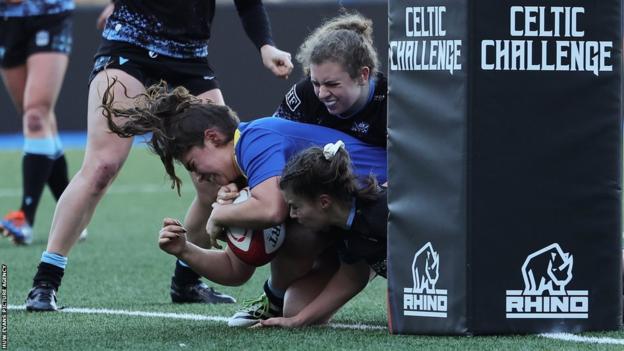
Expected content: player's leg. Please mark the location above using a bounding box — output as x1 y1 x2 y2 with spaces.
12 52 68 244
229 221 335 327
25 69 143 311
0 64 30 242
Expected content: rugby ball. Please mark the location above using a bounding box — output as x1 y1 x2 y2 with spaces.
226 188 286 266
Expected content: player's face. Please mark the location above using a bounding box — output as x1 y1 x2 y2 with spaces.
310 61 368 116
181 140 236 186
282 189 330 232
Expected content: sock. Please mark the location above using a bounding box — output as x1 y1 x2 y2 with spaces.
47 154 69 201
41 251 68 269
264 279 285 309
33 252 67 290
21 153 55 225
172 259 201 286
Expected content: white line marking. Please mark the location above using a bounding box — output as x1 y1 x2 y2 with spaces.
8 305 386 331
540 333 624 345
0 184 191 198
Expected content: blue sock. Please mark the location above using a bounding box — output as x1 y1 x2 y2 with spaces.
177 259 190 268
41 251 68 270
24 137 57 157
53 135 64 159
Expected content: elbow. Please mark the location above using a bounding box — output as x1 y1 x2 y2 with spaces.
264 204 288 226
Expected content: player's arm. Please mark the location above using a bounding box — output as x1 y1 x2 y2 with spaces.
233 0 292 78
159 218 255 286
261 260 371 328
212 176 287 228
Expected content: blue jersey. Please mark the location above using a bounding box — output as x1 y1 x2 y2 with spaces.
0 0 74 17
234 117 387 189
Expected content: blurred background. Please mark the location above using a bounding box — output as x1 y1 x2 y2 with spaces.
0 0 387 134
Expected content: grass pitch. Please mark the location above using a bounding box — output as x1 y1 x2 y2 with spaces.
1 148 623 350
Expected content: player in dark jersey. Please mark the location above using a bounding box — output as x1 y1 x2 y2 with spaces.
259 142 387 328
229 12 388 327
274 12 386 147
24 0 293 312
0 0 85 245
96 83 386 326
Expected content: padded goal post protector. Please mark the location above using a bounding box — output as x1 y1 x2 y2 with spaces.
387 0 622 334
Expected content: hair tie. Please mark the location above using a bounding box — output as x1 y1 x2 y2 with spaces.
323 140 345 160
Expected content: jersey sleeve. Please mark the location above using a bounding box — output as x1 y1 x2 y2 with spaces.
273 78 310 121
236 128 285 188
233 0 274 50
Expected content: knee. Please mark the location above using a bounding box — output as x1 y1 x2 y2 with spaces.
23 105 52 134
84 160 123 194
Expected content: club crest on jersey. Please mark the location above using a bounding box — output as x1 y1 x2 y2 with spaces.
36 31 50 47
285 85 301 112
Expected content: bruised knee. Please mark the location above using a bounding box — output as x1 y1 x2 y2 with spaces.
23 105 51 134
88 161 123 193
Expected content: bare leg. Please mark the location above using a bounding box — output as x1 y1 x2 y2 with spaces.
270 221 335 290
0 53 68 243
283 248 339 319
46 69 144 254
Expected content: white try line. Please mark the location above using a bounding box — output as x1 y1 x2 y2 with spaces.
7 305 386 331
0 183 191 198
540 332 624 345
8 305 622 340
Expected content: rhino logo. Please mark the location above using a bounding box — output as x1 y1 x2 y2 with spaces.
412 242 440 294
521 243 573 296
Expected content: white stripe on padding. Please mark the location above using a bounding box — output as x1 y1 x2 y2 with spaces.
540 333 624 345
8 305 386 331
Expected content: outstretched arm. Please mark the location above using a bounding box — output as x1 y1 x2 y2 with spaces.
261 260 371 328
159 218 255 286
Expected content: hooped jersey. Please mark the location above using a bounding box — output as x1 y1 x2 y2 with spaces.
234 117 387 189
274 72 387 147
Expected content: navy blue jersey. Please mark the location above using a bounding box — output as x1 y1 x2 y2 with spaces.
103 0 273 58
234 117 387 189
336 189 388 278
274 72 387 147
0 0 74 17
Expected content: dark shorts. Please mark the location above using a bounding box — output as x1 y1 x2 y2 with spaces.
0 11 73 68
88 39 220 96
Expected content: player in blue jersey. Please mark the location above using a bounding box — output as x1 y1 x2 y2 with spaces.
0 0 84 245
229 12 388 326
24 0 293 312
260 142 387 328
98 82 386 322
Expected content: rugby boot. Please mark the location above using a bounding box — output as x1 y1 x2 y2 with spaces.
25 282 58 312
228 292 283 327
170 279 236 304
0 210 33 245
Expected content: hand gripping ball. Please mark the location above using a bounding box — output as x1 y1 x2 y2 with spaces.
226 188 286 266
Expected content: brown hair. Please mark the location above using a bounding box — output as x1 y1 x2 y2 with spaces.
100 78 240 194
296 12 379 78
279 145 379 204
